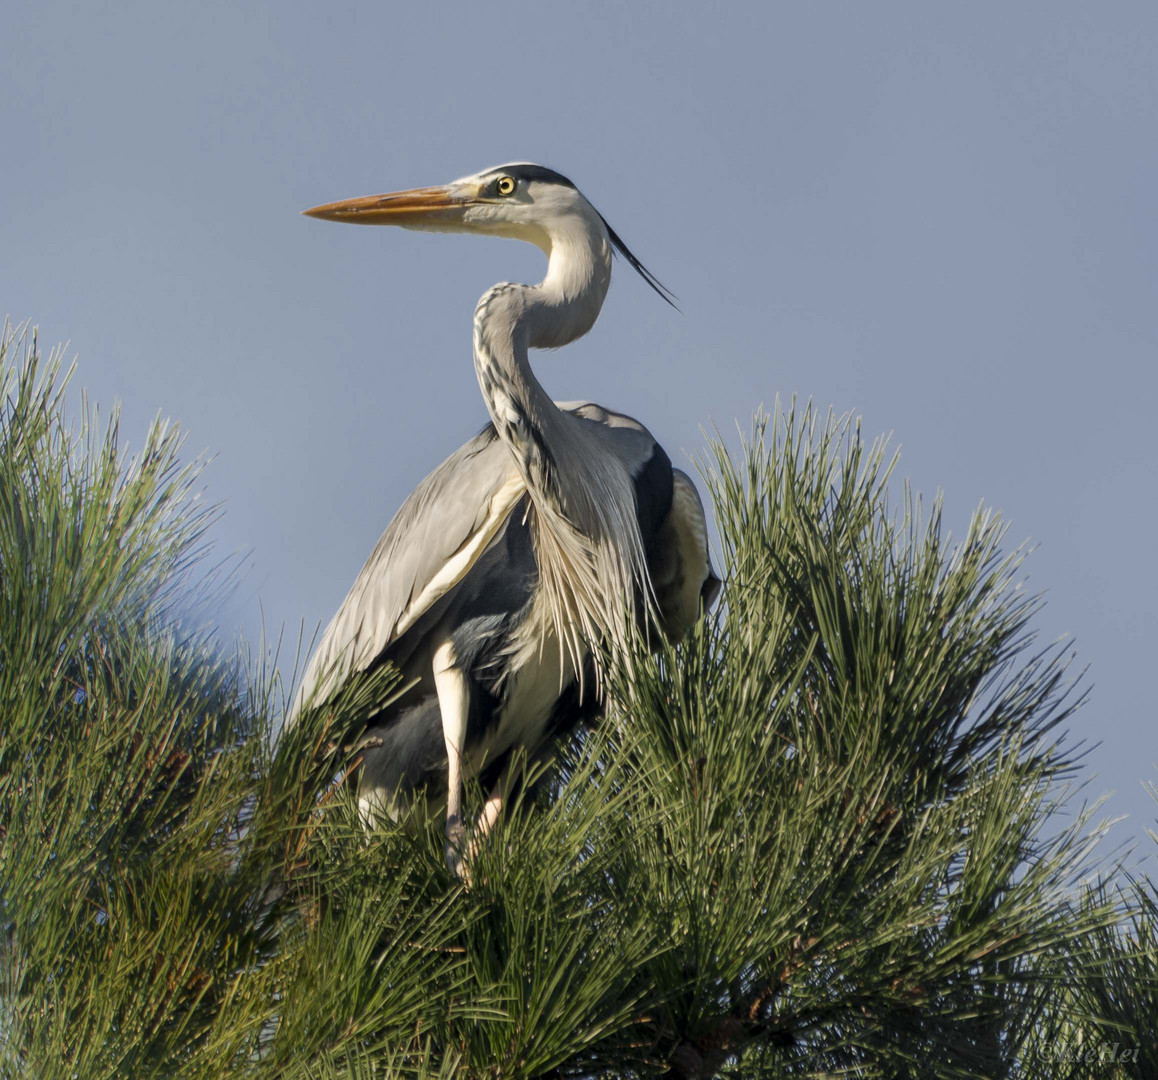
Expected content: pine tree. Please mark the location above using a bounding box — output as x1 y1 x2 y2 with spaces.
1 324 1154 1079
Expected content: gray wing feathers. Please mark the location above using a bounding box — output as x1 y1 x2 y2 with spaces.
562 401 659 476
289 429 522 720
653 468 720 639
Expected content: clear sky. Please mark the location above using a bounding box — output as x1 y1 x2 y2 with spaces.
3 1 1155 853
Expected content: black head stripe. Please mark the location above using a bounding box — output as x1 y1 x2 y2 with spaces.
598 213 680 310
491 163 578 189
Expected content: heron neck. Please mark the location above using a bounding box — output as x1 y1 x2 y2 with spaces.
471 224 651 680
472 284 573 506
530 216 613 348
472 220 612 503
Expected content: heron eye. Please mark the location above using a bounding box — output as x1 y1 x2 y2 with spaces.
496 176 516 196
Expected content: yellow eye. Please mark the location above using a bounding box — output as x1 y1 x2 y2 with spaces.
496 176 516 196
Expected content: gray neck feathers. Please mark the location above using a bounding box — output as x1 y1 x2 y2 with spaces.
472 224 650 682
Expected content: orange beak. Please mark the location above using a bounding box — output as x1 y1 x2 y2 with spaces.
302 185 471 226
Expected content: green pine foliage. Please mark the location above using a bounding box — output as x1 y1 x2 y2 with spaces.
1 324 1154 1079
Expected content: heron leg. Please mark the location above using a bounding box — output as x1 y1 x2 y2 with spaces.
475 786 507 838
450 769 512 889
432 641 470 876
462 746 549 868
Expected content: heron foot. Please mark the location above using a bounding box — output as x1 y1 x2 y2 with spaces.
445 815 467 879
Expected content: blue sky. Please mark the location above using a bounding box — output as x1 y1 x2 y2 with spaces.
3 1 1156 852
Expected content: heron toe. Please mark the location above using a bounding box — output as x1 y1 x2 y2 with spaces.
445 816 467 877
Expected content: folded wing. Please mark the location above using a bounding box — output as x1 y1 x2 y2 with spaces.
288 426 524 720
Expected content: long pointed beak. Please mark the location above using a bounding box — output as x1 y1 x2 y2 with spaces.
302 185 471 226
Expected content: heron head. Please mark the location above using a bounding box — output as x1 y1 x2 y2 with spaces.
303 164 590 249
304 162 676 306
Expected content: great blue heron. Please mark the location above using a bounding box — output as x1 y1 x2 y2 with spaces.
291 163 719 875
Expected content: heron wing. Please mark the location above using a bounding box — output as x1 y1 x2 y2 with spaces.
289 426 525 719
289 402 675 722
652 468 721 639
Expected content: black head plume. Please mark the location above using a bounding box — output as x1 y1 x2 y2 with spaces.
597 213 680 310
